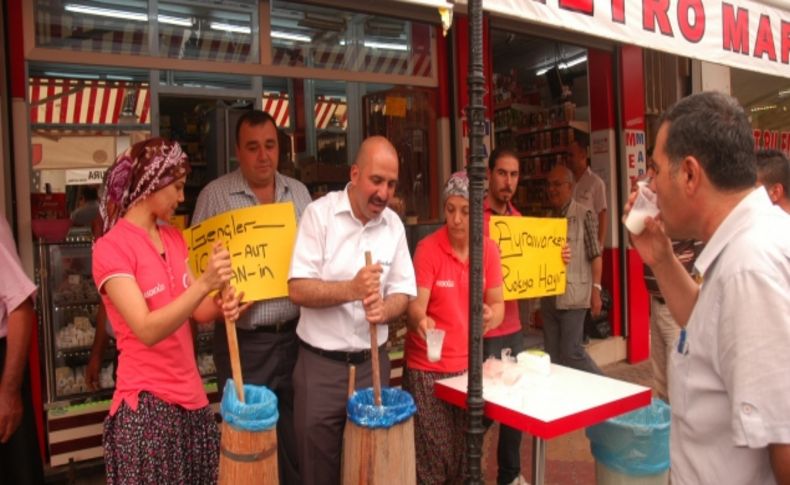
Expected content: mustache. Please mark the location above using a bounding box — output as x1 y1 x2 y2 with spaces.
369 195 387 206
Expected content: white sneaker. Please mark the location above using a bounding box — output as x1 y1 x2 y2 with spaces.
506 475 529 485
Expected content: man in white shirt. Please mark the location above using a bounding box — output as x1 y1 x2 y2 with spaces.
288 136 417 485
569 136 607 248
628 91 790 484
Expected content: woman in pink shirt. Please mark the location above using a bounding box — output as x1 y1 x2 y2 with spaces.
92 138 241 484
404 171 505 484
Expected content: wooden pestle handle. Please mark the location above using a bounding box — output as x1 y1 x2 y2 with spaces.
365 251 382 407
222 286 245 403
347 365 356 399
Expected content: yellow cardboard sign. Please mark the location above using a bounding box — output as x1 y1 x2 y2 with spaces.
184 202 297 302
489 216 567 300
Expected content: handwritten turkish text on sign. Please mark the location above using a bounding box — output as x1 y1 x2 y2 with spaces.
185 202 297 302
489 216 567 300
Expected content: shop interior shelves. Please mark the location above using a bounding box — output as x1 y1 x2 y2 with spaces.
514 120 589 135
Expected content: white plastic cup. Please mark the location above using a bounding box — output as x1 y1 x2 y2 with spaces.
625 183 660 235
426 328 446 362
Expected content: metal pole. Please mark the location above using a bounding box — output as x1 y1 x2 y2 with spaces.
465 0 485 483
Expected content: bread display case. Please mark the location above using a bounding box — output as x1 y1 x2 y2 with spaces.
35 235 220 466
36 237 115 405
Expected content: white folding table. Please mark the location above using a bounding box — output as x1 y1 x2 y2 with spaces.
434 364 651 485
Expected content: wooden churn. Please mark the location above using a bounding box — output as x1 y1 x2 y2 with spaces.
342 408 416 485
219 418 278 484
340 251 418 485
217 286 279 484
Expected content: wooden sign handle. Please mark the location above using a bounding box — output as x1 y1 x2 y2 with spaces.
222 286 245 403
365 251 382 407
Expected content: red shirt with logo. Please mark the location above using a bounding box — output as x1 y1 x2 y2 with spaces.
483 198 522 338
93 219 207 414
405 226 503 373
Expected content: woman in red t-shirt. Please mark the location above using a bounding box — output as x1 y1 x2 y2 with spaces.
404 170 505 484
93 138 242 484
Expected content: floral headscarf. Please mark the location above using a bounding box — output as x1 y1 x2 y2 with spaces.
443 170 469 202
99 138 190 234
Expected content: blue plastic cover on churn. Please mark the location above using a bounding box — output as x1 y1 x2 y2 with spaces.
586 398 671 476
220 379 279 432
347 387 416 429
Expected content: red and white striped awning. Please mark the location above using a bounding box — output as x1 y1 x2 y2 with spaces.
262 92 291 128
262 93 348 131
29 78 150 126
315 97 348 130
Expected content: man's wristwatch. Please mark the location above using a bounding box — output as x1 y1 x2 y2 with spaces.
592 283 602 291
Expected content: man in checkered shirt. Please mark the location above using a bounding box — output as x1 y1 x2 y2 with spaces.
193 109 311 485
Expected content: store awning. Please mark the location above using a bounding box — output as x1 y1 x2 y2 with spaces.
30 81 347 133
29 78 150 127
471 0 789 79
262 93 349 130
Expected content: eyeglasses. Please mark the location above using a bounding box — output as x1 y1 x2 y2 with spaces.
548 181 570 188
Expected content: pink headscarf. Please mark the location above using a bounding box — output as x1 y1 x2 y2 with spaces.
99 138 190 234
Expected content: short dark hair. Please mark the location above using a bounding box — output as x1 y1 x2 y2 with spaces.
235 110 278 147
488 146 520 171
658 91 756 190
755 149 790 199
571 132 589 149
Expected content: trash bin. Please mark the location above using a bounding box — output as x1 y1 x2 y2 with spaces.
586 398 671 484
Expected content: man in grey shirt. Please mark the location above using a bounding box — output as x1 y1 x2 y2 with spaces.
192 110 311 485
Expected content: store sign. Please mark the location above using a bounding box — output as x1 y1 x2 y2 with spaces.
475 0 790 78
623 129 647 189
184 203 297 302
753 128 790 155
489 216 568 299
65 169 107 186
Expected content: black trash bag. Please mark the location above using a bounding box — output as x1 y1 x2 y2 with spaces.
585 286 612 339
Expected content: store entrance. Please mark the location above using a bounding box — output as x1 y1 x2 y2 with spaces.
490 33 590 217
158 96 254 220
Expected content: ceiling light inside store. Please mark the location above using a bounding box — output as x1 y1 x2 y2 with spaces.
43 71 100 80
750 104 777 113
778 89 790 98
158 14 193 27
210 22 252 34
64 4 192 26
364 41 408 51
340 40 407 51
106 75 134 81
271 31 311 42
535 55 587 76
65 4 147 21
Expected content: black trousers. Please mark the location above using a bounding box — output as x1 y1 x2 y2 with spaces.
213 322 300 485
292 344 390 485
0 337 45 485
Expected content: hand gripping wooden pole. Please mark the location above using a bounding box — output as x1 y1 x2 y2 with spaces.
365 251 382 407
222 286 244 403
